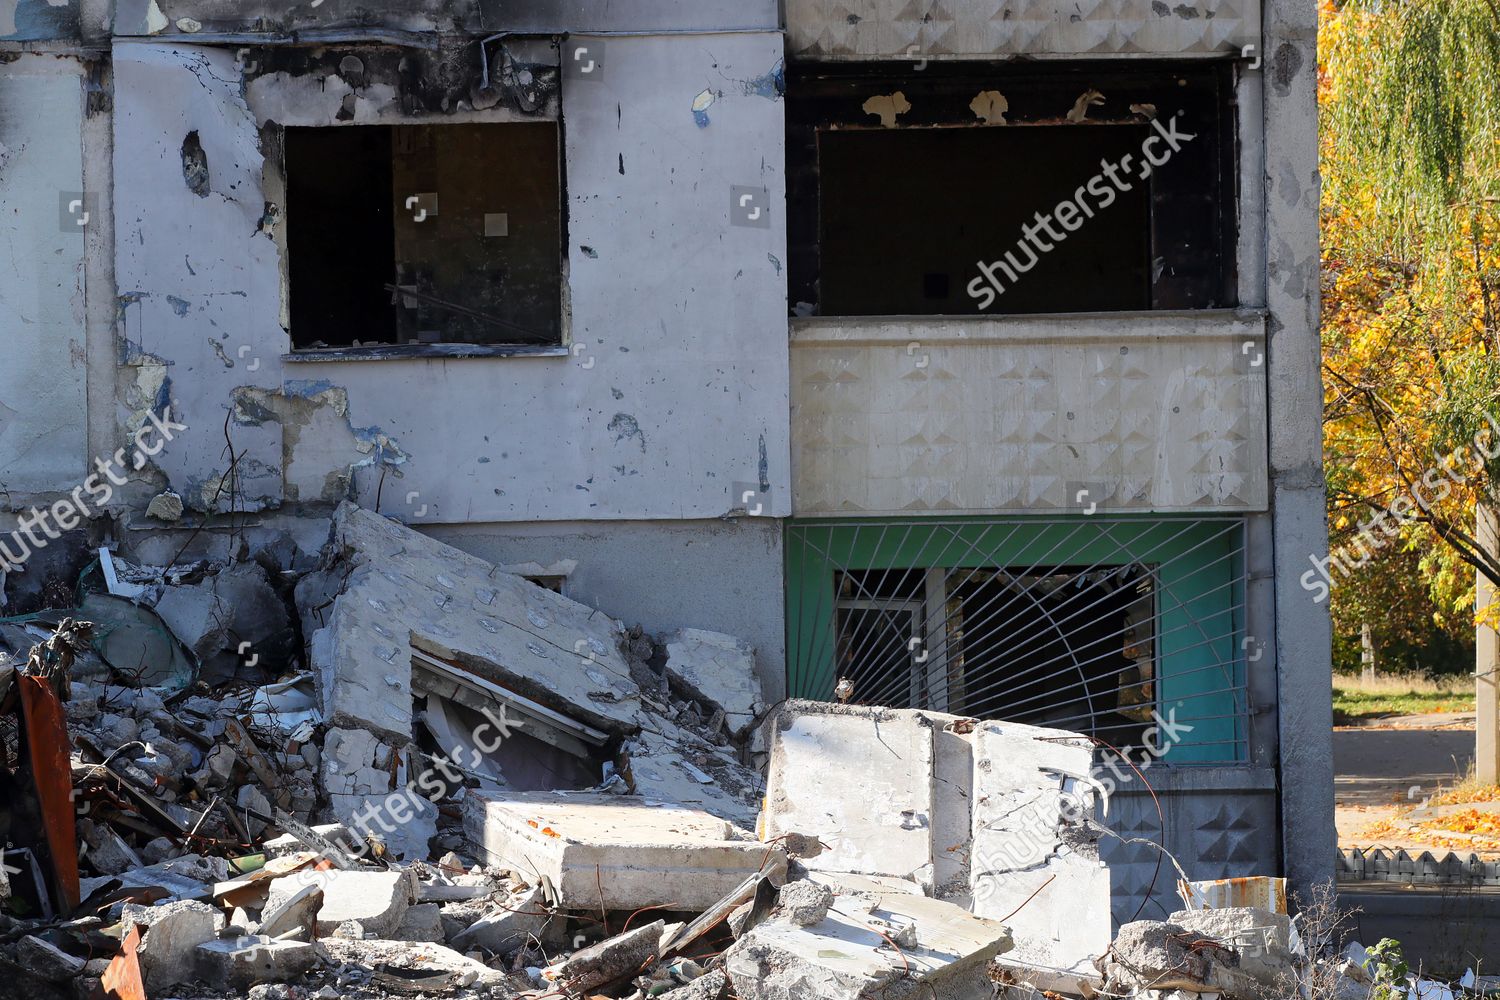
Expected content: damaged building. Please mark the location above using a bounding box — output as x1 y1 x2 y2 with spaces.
0 0 1332 996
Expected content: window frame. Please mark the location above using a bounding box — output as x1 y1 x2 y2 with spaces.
276 117 572 362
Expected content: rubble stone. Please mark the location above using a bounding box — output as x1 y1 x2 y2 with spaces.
238 783 273 838
145 490 185 522
121 899 225 990
1100 920 1265 999
141 837 177 865
1169 907 1295 988
196 935 317 990
257 884 322 939
659 969 729 1000
15 936 86 981
265 869 413 938
662 628 763 735
83 822 144 875
776 879 833 926
553 920 666 994
392 902 445 942
449 884 553 954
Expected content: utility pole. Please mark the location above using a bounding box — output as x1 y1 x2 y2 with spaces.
1477 506 1500 784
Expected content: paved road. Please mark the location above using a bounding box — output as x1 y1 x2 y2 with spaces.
1334 726 1474 808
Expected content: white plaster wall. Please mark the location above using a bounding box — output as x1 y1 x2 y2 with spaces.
112 34 790 523
0 56 88 497
790 311 1269 515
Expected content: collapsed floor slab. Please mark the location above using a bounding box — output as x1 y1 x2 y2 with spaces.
760 701 1111 991
462 790 784 910
301 502 643 743
297 503 649 851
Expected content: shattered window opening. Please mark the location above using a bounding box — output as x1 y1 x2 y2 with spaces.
786 60 1238 317
284 121 564 353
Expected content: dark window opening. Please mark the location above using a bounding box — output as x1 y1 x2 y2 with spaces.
285 122 563 351
787 61 1238 317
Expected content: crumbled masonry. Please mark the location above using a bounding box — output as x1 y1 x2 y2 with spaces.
0 502 1372 1000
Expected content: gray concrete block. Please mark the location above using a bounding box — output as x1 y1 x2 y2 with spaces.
462 790 783 910
265 869 412 938
724 875 1011 1000
392 902 445 943
196 936 317 990
663 628 763 734
120 899 225 991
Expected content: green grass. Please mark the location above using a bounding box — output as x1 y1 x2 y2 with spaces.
1332 674 1476 723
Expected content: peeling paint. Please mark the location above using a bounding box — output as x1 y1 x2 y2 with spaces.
970 90 1008 125
861 91 910 128
608 412 647 453
691 88 716 127
181 130 210 196
207 338 233 368
1066 89 1104 122
230 382 404 505
740 63 785 100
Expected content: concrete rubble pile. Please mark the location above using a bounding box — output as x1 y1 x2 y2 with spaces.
0 501 1331 1000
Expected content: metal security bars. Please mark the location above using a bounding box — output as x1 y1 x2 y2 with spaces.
785 516 1252 762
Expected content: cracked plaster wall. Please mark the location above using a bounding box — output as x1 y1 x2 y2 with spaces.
110 32 790 524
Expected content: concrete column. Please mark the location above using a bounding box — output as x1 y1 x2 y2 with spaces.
1263 0 1337 897
1477 506 1500 785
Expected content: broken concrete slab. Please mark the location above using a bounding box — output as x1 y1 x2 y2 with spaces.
208 560 297 679
724 874 1013 1000
150 577 231 665
256 883 322 940
1169 907 1296 989
264 869 413 938
551 920 666 994
1099 919 1264 999
462 790 784 910
195 935 317 990
317 937 512 991
761 702 941 882
970 720 1110 993
120 899 225 991
626 726 762 828
392 902 445 942
448 883 554 955
15 935 86 982
662 628 762 735
302 503 641 743
761 701 1112 993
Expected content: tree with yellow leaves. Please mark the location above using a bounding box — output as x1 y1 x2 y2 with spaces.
1320 0 1500 646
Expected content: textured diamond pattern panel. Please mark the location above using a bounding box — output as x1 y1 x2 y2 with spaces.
786 0 1259 58
790 315 1268 516
1104 777 1277 926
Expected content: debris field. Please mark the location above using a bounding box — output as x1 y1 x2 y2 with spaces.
0 503 1363 1000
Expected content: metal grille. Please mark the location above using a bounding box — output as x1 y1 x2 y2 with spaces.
785 516 1251 762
